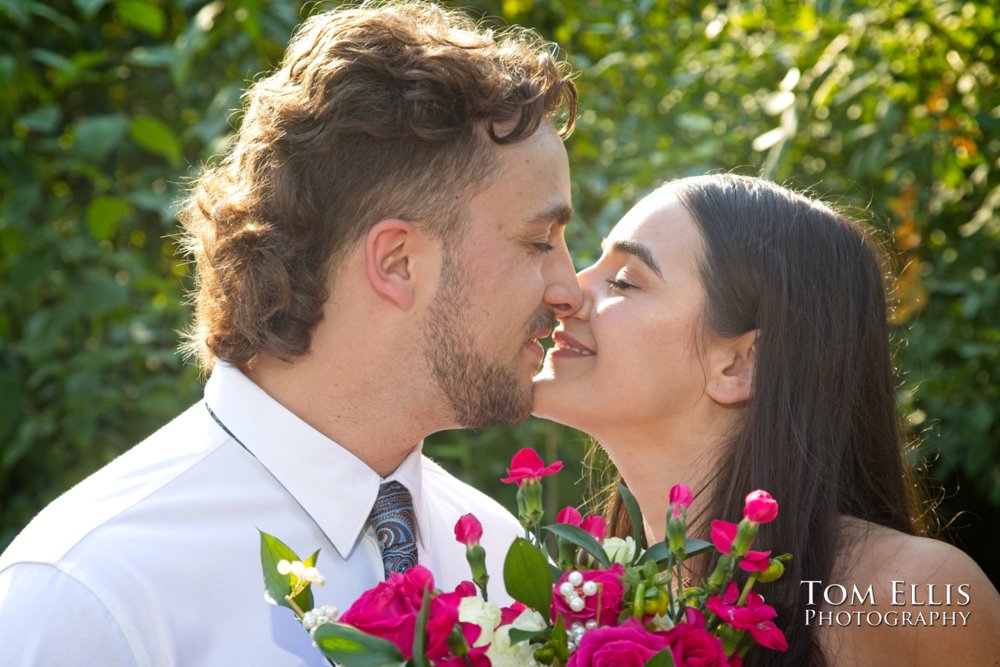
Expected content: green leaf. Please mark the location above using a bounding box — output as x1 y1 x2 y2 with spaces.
74 0 109 19
313 623 407 667
411 585 430 667
639 538 712 566
116 0 165 37
644 648 676 667
85 196 129 240
258 530 314 613
542 523 611 568
0 368 24 443
75 114 128 161
548 615 569 664
17 104 61 133
503 537 554 613
618 482 645 561
683 538 713 559
129 115 182 164
508 626 549 645
638 542 668 566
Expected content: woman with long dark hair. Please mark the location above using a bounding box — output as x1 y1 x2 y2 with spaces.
533 174 1000 665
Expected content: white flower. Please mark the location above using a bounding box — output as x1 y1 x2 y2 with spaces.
487 609 546 667
303 566 326 586
276 560 293 575
603 536 637 565
458 596 501 647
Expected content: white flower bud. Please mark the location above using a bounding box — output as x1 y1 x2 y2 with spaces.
276 560 292 575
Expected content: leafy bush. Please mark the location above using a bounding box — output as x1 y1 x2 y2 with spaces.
2 0 996 582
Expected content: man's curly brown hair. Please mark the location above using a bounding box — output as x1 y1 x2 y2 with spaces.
177 1 577 371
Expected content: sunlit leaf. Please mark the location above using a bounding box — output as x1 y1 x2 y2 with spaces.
85 196 129 240
117 0 165 37
129 115 182 164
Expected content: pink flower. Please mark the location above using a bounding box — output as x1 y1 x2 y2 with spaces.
499 601 527 626
557 506 582 526
557 507 607 540
581 515 608 541
743 490 778 524
567 618 670 667
436 645 490 667
500 448 563 486
669 484 693 509
339 566 462 660
706 582 788 652
454 514 483 547
551 564 625 627
662 608 730 667
739 549 771 573
710 520 739 553
710 520 770 571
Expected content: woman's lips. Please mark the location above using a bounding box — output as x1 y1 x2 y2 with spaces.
550 331 595 357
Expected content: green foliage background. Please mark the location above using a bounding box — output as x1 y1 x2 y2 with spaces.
2 0 997 585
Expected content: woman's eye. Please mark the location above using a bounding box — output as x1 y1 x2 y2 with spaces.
533 243 555 253
606 278 635 291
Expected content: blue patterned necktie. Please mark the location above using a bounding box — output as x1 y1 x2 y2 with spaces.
368 481 418 578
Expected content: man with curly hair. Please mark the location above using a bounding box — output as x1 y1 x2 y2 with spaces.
0 2 581 663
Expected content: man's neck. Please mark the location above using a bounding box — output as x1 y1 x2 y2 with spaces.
241 353 444 477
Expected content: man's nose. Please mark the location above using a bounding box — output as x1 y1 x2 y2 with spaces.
543 243 583 317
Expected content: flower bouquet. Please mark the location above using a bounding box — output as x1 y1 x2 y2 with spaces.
259 448 790 666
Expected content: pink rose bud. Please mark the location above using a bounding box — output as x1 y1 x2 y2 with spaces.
454 513 483 547
669 484 693 508
556 506 583 526
743 490 778 524
581 515 608 541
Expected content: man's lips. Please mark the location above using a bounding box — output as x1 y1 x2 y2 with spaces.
523 327 554 359
551 331 595 356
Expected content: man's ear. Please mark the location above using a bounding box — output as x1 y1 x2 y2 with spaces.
364 219 422 310
705 329 758 406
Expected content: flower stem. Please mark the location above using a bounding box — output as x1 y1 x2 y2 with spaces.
285 594 307 620
737 575 758 606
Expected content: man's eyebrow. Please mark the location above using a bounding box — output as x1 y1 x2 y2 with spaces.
525 202 573 227
601 238 664 278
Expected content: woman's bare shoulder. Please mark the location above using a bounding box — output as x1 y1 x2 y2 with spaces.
814 518 1000 667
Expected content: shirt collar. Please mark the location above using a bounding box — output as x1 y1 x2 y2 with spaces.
204 362 429 557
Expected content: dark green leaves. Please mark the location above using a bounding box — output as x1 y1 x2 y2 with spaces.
313 624 407 667
543 523 611 568
644 648 677 667
503 537 553 614
619 482 645 562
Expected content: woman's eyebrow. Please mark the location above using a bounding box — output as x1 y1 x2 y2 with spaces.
602 238 663 278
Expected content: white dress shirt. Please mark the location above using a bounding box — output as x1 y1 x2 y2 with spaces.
0 363 522 665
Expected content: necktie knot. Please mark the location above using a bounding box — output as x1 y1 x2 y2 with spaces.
368 481 417 577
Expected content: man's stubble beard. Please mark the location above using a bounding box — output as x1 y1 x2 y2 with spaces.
424 249 554 430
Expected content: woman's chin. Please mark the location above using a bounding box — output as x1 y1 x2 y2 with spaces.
530 373 578 425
